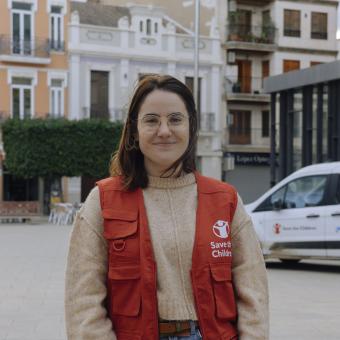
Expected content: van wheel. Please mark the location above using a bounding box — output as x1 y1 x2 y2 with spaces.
279 259 300 264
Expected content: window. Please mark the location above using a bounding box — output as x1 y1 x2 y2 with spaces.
238 9 252 37
262 111 269 137
255 175 328 211
237 60 252 93
139 20 143 32
283 59 300 73
335 176 340 204
3 170 38 201
12 1 31 10
90 71 109 119
12 77 32 119
154 22 158 34
311 12 327 40
262 60 269 87
50 6 63 50
229 110 251 144
285 176 327 208
284 9 300 37
12 2 33 55
255 185 286 212
262 10 270 26
146 19 151 35
50 79 63 117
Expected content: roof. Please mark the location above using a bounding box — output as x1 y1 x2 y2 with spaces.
71 2 130 27
293 161 340 176
264 59 340 93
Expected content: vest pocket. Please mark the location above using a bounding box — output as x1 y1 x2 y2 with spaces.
103 209 139 262
210 263 237 320
109 265 141 316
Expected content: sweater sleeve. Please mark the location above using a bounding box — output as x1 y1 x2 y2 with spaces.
231 194 269 340
64 187 116 340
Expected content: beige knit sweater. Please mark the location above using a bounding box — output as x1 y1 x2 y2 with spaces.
65 173 269 339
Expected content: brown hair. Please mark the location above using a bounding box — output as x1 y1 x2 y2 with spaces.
110 74 198 190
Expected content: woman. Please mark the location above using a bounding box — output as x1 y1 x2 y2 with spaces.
65 75 269 340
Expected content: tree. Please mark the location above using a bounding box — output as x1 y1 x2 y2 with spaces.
2 118 123 207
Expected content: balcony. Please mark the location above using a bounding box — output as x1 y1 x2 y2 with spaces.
225 24 277 52
49 39 66 52
237 0 274 5
199 112 216 133
224 76 270 103
227 127 270 149
0 35 51 64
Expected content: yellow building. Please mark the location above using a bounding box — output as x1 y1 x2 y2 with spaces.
0 0 69 216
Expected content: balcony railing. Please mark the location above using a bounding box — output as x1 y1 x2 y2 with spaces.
0 35 50 58
199 112 216 132
226 24 277 44
225 76 267 95
283 29 301 38
49 39 65 52
311 31 327 40
228 127 270 146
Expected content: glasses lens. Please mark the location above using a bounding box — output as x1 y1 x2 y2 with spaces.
140 113 188 130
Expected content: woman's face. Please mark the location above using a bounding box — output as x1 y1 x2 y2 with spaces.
136 89 190 177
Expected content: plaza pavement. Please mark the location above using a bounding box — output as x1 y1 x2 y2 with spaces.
0 222 340 340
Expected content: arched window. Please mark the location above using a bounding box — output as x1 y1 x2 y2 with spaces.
154 22 158 33
146 19 151 35
140 20 143 32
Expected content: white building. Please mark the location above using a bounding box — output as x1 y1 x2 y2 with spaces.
224 0 339 202
68 1 224 200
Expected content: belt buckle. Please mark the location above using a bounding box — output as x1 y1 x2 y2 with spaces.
176 321 182 333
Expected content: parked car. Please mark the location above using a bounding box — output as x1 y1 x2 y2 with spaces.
245 162 340 262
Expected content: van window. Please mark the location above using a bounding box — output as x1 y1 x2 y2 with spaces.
335 176 340 204
255 186 286 211
285 175 327 208
255 175 328 211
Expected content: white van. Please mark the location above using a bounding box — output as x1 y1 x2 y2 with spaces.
245 162 340 262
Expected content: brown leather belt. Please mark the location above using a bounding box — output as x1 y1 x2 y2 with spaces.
159 320 198 336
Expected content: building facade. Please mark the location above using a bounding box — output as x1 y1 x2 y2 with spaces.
68 0 225 200
223 0 339 202
264 59 340 182
0 0 69 215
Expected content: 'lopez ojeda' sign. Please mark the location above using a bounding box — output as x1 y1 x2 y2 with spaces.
234 153 270 166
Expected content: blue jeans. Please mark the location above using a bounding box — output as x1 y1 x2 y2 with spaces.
159 321 202 340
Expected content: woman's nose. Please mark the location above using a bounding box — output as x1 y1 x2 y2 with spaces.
157 119 172 136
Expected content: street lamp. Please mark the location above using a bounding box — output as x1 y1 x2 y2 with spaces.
194 0 200 108
183 0 200 108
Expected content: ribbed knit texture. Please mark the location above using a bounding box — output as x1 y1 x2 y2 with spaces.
142 173 198 320
65 176 269 339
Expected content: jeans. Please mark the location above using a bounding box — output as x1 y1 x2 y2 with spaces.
159 321 202 340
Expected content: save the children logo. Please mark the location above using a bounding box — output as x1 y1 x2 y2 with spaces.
212 220 230 239
273 223 281 234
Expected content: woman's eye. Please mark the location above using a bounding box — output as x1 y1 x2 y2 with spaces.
144 118 159 125
169 116 183 124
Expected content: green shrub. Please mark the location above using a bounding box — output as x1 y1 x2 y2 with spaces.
2 118 123 179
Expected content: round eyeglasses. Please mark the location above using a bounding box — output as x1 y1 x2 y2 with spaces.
138 112 189 132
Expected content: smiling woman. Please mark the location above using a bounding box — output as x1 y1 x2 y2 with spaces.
65 74 269 340
110 75 197 189
136 90 190 177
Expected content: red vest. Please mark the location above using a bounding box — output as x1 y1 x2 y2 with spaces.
97 172 238 340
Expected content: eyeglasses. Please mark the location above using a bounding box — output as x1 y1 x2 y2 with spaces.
138 112 189 131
